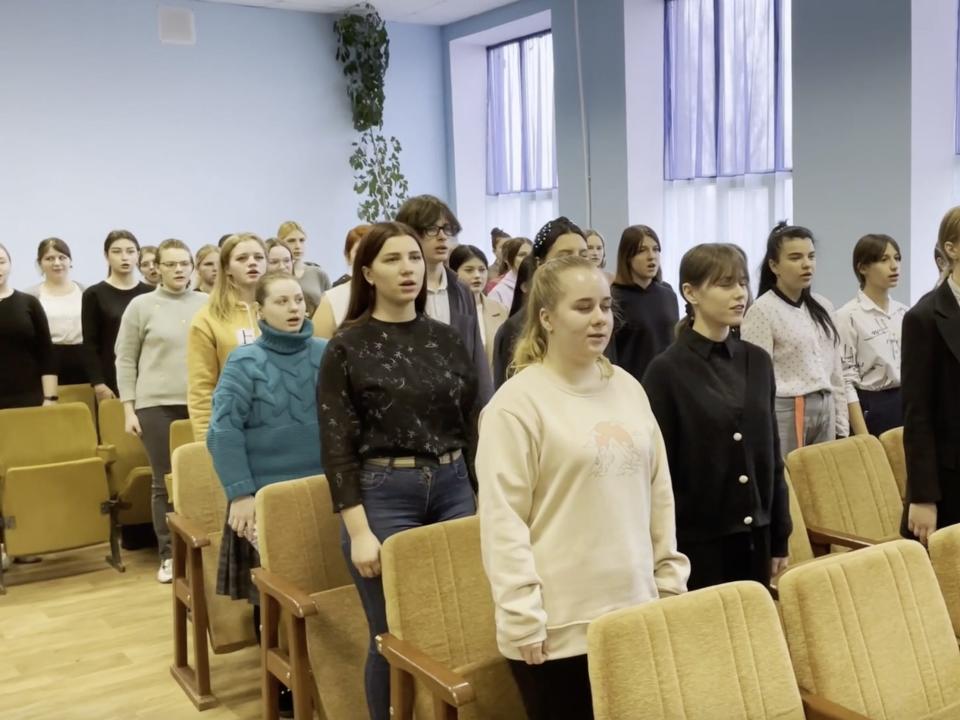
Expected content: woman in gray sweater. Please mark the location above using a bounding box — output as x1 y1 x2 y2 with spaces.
114 239 207 583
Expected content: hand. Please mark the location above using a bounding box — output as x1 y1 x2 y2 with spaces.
228 495 256 542
908 503 937 545
94 384 116 402
519 640 548 665
771 556 789 577
42 398 57 407
124 413 142 437
350 530 382 578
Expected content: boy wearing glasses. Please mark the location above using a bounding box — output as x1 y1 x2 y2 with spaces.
396 195 492 403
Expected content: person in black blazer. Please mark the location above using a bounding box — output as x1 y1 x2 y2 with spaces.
902 207 960 544
396 195 492 404
643 243 791 590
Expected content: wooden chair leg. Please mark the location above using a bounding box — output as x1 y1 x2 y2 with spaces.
169 532 217 710
388 658 415 720
432 696 457 720
285 612 313 719
261 591 281 720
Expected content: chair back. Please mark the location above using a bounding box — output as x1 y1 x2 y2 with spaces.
785 470 813 565
59 383 97 429
879 426 907 499
0 403 97 475
588 581 805 720
97 399 152 524
785 435 902 541
779 540 960 719
928 524 960 639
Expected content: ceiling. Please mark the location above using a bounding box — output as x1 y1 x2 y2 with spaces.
197 0 520 25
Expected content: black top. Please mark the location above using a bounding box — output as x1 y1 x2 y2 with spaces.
81 281 153 392
642 327 792 556
318 314 481 511
610 281 680 382
0 291 55 408
492 311 524 391
901 280 960 530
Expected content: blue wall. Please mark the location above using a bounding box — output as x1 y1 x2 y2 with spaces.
0 0 447 288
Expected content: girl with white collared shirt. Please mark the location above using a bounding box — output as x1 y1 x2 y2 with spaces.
741 223 859 456
836 234 908 437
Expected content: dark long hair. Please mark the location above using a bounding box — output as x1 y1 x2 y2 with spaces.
508 253 537 317
615 225 663 284
532 217 585 262
852 234 900 288
449 244 489 272
342 221 427 328
758 222 838 343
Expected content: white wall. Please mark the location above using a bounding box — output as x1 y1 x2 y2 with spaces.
911 0 957 300
0 0 447 289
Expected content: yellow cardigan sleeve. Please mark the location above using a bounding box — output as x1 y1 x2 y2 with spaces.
187 313 221 442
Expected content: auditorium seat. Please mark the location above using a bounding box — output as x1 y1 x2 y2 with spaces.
252 474 367 720
785 435 902 546
0 403 123 593
379 515 525 720
97 399 153 529
587 581 866 720
58 383 97 430
879 426 907 500
928 525 960 642
164 418 194 503
779 540 960 719
166 441 256 710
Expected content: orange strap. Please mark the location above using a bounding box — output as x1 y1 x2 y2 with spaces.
794 395 806 449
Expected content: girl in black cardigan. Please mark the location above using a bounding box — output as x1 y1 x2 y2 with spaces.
643 243 791 590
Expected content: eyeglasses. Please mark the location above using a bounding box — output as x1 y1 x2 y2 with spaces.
423 224 455 239
160 261 192 269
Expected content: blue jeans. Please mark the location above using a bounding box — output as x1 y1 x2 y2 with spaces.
342 456 477 720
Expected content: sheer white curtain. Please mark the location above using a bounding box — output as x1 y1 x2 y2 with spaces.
486 32 558 238
662 0 792 286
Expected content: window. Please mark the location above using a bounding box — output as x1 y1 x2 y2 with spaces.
486 31 558 195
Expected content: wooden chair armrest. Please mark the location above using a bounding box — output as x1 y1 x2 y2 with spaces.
96 443 117 466
806 525 875 551
377 632 476 708
801 689 872 720
166 512 211 550
250 567 318 619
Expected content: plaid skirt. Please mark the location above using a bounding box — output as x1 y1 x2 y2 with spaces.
215 507 261 605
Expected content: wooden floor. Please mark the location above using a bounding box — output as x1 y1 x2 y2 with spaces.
0 544 262 720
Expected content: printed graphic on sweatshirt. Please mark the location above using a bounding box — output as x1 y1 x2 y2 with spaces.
587 421 647 480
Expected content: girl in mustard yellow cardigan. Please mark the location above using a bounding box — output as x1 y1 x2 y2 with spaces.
187 233 267 441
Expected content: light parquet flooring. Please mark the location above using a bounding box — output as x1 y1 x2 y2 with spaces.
0 544 262 720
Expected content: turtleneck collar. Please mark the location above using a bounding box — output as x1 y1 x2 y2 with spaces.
256 318 315 354
154 284 192 300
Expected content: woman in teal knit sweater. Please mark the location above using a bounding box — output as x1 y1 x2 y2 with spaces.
207 271 327 606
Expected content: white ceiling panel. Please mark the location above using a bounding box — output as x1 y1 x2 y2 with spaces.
197 0 520 25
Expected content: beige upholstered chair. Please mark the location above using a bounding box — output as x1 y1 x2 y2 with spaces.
879 426 907 500
587 581 867 720
166 441 256 709
164 418 194 502
928 524 960 641
779 540 960 719
97 399 153 527
785 435 902 545
252 474 367 720
379 515 525 720
0 403 123 593
58 383 97 429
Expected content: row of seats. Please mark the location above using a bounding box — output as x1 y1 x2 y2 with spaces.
164 431 935 719
0 397 194 592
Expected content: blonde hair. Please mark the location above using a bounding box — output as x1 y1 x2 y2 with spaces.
277 221 305 242
510 255 614 379
156 238 193 265
208 233 266 321
195 244 218 266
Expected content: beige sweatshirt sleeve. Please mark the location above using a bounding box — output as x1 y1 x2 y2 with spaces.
114 299 143 404
477 407 548 649
646 411 690 598
187 314 219 442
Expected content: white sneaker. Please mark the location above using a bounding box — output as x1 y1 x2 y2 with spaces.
157 558 173 584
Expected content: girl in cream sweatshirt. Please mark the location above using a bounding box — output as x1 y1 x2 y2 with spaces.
477 255 689 720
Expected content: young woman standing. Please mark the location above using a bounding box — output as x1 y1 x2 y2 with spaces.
488 237 533 310
265 239 294 275
187 233 267 441
277 220 330 315
27 238 86 384
741 223 857 455
115 239 207 583
82 230 153 401
311 225 371 339
478 255 688 720
319 221 480 720
450 244 508 370
0 243 57 409
836 234 908 437
903 207 960 544
194 244 219 294
609 225 679 382
138 246 161 287
643 244 790 590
